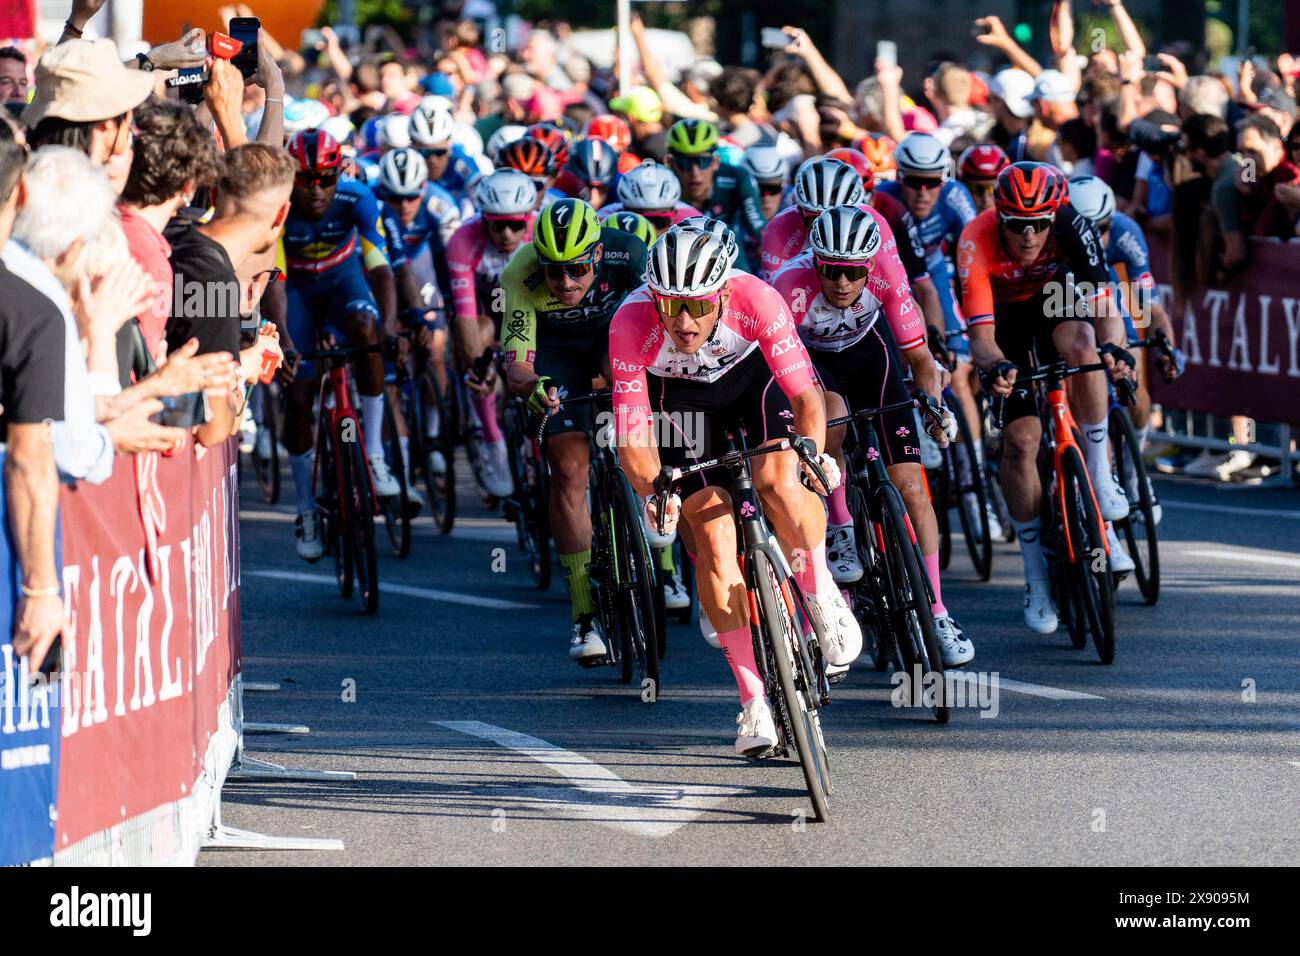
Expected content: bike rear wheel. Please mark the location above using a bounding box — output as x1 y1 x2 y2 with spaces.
879 484 948 723
611 467 662 695
1110 406 1159 604
381 402 412 558
418 366 457 534
751 548 831 822
951 401 993 581
848 480 892 672
1060 445 1115 663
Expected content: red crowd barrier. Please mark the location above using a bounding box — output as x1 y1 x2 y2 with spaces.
1148 235 1300 427
52 439 241 863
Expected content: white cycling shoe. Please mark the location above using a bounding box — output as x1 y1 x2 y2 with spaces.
1093 472 1130 523
826 523 864 583
735 696 778 757
663 571 690 610
1023 579 1059 634
1106 524 1135 574
427 448 447 476
569 614 608 666
295 511 324 562
808 589 863 666
478 439 514 498
934 614 975 666
368 453 401 497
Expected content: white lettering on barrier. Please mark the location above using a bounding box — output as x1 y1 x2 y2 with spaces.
1203 289 1229 368
1284 296 1300 377
1227 294 1252 372
82 555 108 729
109 554 135 717
156 545 182 703
1258 295 1280 375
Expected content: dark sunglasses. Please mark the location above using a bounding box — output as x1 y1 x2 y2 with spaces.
669 152 715 171
487 218 529 234
419 147 451 158
296 170 339 189
999 214 1052 234
655 294 719 318
815 260 870 282
758 181 785 196
902 175 943 191
540 258 596 281
642 212 675 227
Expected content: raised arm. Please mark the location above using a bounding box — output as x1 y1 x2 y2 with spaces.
782 26 852 103
1104 0 1146 59
1050 1 1082 94
975 15 1043 77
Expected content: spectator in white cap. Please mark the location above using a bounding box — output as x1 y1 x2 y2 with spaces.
987 67 1035 162
1026 69 1078 165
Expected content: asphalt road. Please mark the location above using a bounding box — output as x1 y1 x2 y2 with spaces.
202 457 1300 866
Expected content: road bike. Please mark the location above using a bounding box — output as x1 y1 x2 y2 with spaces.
494 350 552 590
653 432 834 820
831 395 951 723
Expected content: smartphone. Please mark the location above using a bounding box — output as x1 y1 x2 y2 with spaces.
761 28 790 50
167 66 208 105
972 22 991 38
1143 54 1162 73
228 16 260 79
301 28 324 51
155 391 208 428
877 40 897 69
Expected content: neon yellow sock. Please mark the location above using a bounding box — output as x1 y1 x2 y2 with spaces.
655 546 675 574
559 550 596 620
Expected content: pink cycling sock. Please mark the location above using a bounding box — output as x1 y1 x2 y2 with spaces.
827 481 852 526
923 550 947 618
794 543 834 598
474 391 502 443
718 626 764 704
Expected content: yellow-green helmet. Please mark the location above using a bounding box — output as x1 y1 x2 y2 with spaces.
533 198 602 262
666 118 720 156
605 210 657 247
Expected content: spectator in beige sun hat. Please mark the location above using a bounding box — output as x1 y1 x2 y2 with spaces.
23 39 155 171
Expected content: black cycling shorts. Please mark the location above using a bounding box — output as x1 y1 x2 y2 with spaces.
811 323 920 468
988 269 1090 428
536 331 608 438
647 347 797 499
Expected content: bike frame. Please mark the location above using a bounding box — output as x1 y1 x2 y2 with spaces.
310 349 380 526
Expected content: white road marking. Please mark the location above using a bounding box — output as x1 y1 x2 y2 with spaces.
436 720 742 838
994 678 1106 701
1183 549 1300 570
240 509 517 541
1162 500 1300 520
247 570 540 609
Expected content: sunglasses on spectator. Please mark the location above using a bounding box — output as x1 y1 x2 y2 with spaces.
669 152 715 171
486 217 529 234
815 259 870 282
539 256 597 281
999 214 1052 234
654 293 719 319
419 147 451 158
296 170 339 189
902 175 943 191
758 181 785 196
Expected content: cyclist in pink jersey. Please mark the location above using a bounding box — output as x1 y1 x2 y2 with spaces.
609 222 862 757
759 157 863 280
448 170 538 496
596 158 702 237
772 207 974 666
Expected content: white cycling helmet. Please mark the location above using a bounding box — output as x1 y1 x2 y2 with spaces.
895 132 951 178
646 227 732 297
318 115 355 147
419 94 454 114
1067 174 1116 228
677 215 740 268
487 124 528 162
743 144 787 184
379 147 428 197
377 113 412 150
410 104 455 146
617 159 682 211
808 206 882 262
475 168 538 217
794 157 864 214
453 122 485 158
282 96 330 134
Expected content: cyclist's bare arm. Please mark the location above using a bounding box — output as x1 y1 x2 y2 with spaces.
968 323 1014 394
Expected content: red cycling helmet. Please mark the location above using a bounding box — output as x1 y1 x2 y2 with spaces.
287 129 343 172
854 133 896 180
825 147 875 193
525 123 571 170
499 137 556 177
958 144 1010 181
583 113 632 153
993 161 1069 217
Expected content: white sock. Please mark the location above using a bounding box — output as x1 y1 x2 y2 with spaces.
1135 423 1149 452
1011 516 1048 583
289 451 315 515
360 393 385 458
398 435 410 476
425 401 440 438
1081 418 1111 485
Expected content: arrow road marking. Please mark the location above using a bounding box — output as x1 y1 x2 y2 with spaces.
436 720 742 838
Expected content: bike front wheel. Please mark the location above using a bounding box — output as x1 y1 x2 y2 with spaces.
1060 445 1115 663
1110 406 1159 604
343 419 380 615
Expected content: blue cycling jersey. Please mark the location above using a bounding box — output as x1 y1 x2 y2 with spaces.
282 177 392 275
435 143 484 214
878 178 978 346
1106 211 1161 338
